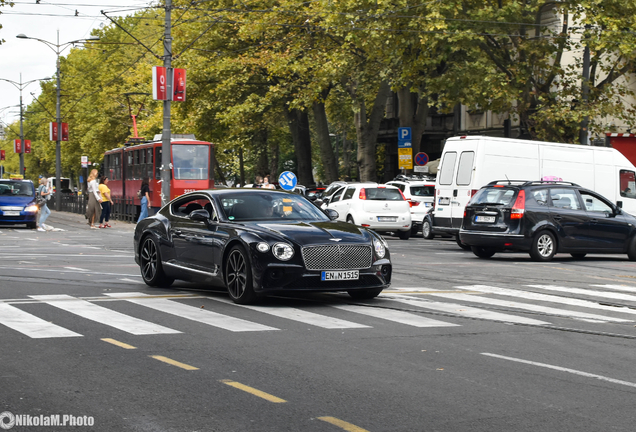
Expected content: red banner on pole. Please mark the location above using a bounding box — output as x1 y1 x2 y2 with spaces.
0 150 5 160
173 68 186 102
152 66 168 100
50 123 69 141
61 123 69 141
24 140 32 153
14 139 22 153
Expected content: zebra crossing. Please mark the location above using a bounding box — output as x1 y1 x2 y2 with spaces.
2 283 636 339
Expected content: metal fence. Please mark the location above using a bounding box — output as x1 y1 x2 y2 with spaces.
59 194 138 222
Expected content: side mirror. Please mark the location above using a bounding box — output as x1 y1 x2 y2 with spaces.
325 209 339 220
617 200 623 209
188 209 210 222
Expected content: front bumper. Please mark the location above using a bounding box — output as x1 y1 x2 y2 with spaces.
459 230 531 251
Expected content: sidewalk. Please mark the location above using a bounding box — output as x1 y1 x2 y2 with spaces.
42 210 137 233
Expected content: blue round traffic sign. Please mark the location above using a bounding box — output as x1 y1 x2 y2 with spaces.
415 152 429 166
278 171 298 191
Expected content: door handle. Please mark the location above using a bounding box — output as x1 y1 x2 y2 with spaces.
553 216 562 221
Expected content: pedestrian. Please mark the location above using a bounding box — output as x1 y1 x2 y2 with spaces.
253 175 263 188
36 177 51 232
138 177 151 222
85 169 102 229
98 176 113 228
262 175 276 189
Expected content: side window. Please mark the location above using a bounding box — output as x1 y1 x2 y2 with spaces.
456 151 475 186
439 151 457 186
549 188 581 210
171 195 211 218
580 191 613 213
155 147 162 180
530 189 549 206
126 152 133 179
342 187 356 200
620 170 636 198
330 187 345 203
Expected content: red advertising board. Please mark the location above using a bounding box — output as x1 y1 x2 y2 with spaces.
0 149 5 160
14 139 22 153
50 122 69 141
24 140 31 153
173 68 186 102
152 66 168 101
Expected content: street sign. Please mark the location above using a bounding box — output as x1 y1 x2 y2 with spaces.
81 155 88 168
398 140 412 149
278 171 297 191
414 165 429 173
414 152 429 166
398 127 412 148
398 148 413 170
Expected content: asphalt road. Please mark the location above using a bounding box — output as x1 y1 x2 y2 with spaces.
1 211 636 432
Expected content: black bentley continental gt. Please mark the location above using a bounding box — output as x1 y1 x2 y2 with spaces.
134 189 392 304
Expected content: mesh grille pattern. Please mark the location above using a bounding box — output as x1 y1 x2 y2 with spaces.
301 245 372 270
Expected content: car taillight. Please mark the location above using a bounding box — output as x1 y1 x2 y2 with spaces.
471 189 479 196
359 188 367 200
408 200 420 207
510 190 525 219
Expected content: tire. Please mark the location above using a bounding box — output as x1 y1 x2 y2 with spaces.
348 288 383 300
530 231 556 262
411 225 419 236
422 219 434 239
627 237 636 261
347 215 355 224
456 235 472 251
225 245 258 304
570 253 587 259
471 246 496 258
139 236 174 287
397 229 411 240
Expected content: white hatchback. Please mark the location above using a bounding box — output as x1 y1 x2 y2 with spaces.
325 183 412 239
385 179 436 235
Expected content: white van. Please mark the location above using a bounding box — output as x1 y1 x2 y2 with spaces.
427 136 636 242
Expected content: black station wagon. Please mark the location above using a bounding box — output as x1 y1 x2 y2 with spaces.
459 180 636 261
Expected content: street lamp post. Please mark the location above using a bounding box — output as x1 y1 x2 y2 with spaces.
0 75 49 175
17 32 99 211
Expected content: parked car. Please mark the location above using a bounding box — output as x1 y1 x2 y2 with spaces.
0 179 38 229
386 175 436 235
324 183 412 239
134 189 392 303
459 180 636 261
318 181 348 207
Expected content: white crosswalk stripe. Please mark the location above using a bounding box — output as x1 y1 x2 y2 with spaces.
332 303 460 327
28 294 181 335
527 285 636 302
0 303 82 339
104 292 278 332
590 284 636 293
208 297 370 329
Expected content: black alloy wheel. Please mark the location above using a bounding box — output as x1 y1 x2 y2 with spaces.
140 236 174 287
422 219 434 239
225 245 257 304
529 231 556 262
456 235 472 251
348 288 383 300
471 246 496 258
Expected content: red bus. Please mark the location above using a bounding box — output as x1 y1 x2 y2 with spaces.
103 134 215 210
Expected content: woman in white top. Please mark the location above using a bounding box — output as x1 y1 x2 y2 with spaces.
85 169 103 229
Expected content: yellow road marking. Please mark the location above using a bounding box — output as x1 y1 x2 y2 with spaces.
317 416 370 432
220 379 286 403
149 355 199 370
101 338 136 349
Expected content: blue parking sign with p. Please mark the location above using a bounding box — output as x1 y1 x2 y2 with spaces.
398 127 411 141
278 171 297 191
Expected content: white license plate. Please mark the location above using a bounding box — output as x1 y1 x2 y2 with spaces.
321 270 359 281
3 211 20 216
378 216 397 222
438 197 450 205
475 215 496 223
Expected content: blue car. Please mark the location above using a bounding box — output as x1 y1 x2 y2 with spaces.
0 179 39 229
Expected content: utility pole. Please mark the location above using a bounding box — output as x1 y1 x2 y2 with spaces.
161 0 173 206
19 75 25 175
579 24 591 146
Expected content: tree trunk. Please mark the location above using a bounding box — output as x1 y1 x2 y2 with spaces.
270 141 279 181
239 147 245 187
353 80 391 182
254 128 269 178
342 131 351 181
312 101 338 183
286 108 314 186
397 87 429 171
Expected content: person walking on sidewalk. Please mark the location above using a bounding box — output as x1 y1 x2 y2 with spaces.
85 169 102 229
36 177 52 232
98 176 113 228
138 177 151 223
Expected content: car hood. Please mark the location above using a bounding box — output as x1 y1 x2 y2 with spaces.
250 220 374 245
0 196 36 207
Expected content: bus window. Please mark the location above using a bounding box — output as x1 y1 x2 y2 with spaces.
155 147 162 180
133 150 140 179
114 153 121 180
147 148 153 179
126 152 133 180
173 145 209 180
209 145 215 180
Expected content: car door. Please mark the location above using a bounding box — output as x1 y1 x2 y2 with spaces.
580 190 631 251
326 187 347 221
337 187 357 219
548 188 588 250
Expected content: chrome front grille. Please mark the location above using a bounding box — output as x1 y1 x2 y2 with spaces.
301 245 372 270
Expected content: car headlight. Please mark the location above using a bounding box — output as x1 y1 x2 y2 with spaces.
373 239 386 259
24 205 38 213
256 242 270 253
272 243 294 261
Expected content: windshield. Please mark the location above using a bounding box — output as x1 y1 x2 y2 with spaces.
172 145 209 180
220 191 329 222
363 188 404 201
0 181 34 197
469 187 516 206
410 186 435 197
